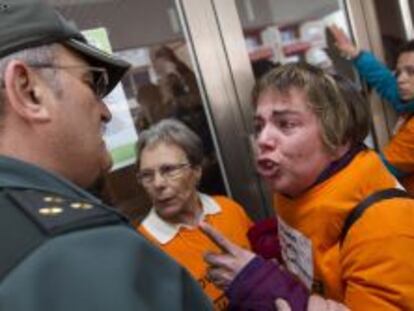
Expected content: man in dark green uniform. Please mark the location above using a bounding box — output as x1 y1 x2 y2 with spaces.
0 1 212 310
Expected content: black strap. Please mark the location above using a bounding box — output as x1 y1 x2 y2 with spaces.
340 188 411 245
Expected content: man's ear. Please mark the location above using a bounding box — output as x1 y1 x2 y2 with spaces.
3 60 51 122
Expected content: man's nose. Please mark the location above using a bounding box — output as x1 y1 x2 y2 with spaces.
100 101 112 123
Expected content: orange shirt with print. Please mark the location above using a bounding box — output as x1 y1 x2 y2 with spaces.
138 196 252 311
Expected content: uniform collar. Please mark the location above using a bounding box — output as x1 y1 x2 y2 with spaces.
0 155 101 203
141 192 221 244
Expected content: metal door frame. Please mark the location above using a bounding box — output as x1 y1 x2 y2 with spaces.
176 0 272 219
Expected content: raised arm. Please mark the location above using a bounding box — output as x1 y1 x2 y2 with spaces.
328 25 412 112
328 25 360 59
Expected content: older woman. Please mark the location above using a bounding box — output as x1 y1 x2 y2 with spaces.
135 119 252 310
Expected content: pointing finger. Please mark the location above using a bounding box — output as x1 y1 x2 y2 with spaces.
200 221 239 255
204 251 233 268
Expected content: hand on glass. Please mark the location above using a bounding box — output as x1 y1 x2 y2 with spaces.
328 24 360 59
275 295 350 311
199 221 256 290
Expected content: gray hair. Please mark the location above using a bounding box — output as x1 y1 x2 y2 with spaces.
136 118 204 168
0 44 61 121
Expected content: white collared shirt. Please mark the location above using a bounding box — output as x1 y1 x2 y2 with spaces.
140 192 221 244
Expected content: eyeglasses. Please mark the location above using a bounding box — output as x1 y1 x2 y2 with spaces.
137 162 191 186
394 66 414 78
29 64 109 99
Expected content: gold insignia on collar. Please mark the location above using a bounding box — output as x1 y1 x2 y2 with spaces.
70 202 93 210
43 196 64 203
39 207 63 216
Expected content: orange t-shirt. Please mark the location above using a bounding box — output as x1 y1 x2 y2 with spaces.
275 150 414 310
384 114 414 194
138 194 252 311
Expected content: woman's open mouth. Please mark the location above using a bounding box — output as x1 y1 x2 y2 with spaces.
256 158 280 178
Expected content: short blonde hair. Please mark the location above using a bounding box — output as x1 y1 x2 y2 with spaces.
252 63 369 152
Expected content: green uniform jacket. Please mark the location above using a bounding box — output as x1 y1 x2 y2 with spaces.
0 156 212 311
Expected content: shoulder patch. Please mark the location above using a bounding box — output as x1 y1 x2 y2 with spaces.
5 189 125 236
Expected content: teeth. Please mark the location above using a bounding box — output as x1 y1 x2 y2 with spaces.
260 159 275 169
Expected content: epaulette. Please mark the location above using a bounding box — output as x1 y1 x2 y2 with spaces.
0 188 128 281
5 189 126 236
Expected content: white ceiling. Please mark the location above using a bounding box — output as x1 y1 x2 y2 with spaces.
268 0 340 24
237 0 341 27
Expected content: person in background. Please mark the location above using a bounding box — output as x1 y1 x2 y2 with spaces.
135 119 252 310
201 64 414 310
0 1 211 310
152 46 200 112
135 82 170 128
329 25 414 194
152 46 225 194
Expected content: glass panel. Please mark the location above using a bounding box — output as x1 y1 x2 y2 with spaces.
50 0 226 224
234 0 354 79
